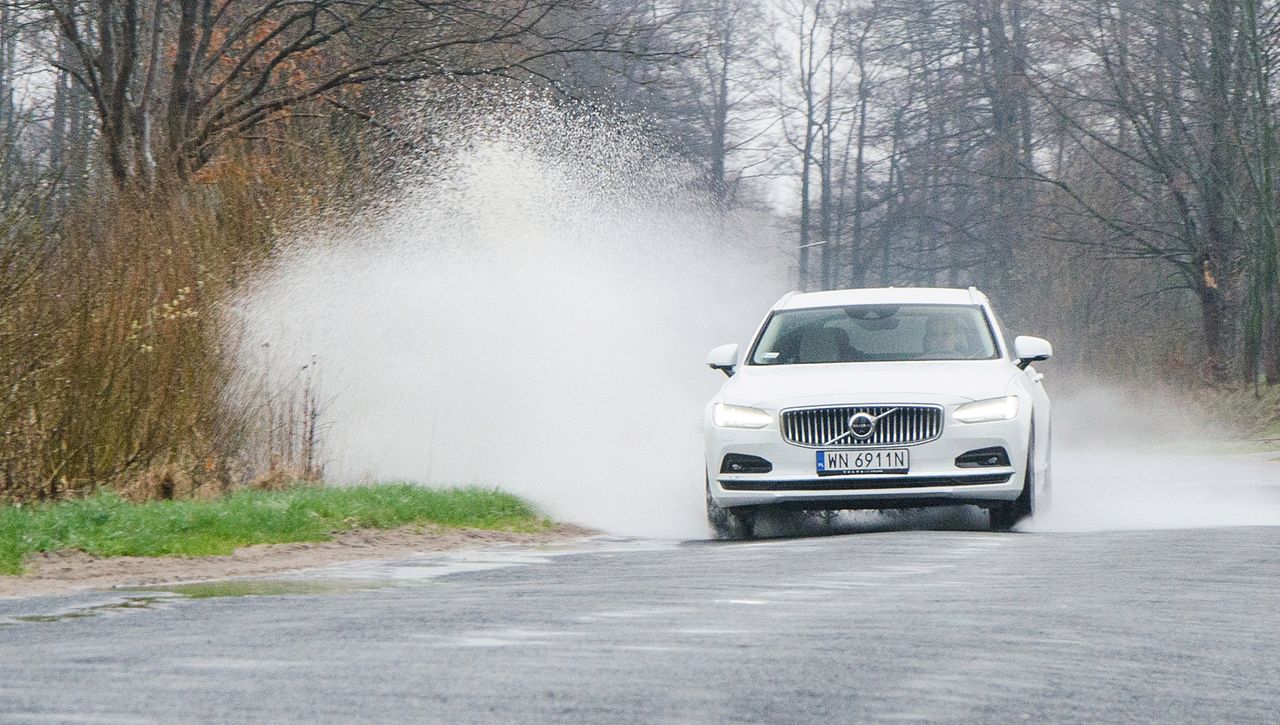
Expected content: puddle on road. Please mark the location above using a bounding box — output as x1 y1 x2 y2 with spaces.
0 578 393 626
1 579 392 626
0 537 674 626
129 578 392 599
294 536 674 583
1 595 176 625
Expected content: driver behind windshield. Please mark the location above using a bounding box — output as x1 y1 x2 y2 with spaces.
921 315 969 358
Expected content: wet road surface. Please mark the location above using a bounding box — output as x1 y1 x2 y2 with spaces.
2 522 1279 723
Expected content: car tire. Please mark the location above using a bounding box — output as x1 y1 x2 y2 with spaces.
706 475 755 540
990 427 1035 531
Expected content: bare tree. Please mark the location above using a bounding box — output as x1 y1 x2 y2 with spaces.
675 0 770 206
775 0 859 289
1239 0 1280 383
37 0 657 188
1032 0 1256 381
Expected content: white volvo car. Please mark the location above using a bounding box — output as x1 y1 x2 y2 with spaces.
704 287 1052 537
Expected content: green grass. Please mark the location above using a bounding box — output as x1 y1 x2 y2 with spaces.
0 484 550 575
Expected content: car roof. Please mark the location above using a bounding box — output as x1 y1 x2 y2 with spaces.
775 287 986 310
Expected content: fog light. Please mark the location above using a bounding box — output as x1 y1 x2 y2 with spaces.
720 454 773 474
955 447 1011 468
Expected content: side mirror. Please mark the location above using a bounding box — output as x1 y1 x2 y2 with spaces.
1013 335 1052 370
707 343 740 377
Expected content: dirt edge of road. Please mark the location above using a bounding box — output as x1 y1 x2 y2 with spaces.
0 523 598 599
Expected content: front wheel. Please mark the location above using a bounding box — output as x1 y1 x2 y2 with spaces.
706 475 755 540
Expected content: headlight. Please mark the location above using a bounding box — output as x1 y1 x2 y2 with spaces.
954 396 1019 423
712 403 772 429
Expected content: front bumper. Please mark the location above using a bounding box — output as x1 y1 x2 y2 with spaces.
705 413 1028 510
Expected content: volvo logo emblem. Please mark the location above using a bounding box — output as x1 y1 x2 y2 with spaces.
824 408 899 446
848 412 878 439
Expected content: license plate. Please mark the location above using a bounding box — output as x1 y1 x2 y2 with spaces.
816 448 909 475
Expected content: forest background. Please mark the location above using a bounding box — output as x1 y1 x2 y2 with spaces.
2 0 1278 503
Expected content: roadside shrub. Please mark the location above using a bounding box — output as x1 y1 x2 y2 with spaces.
0 130 370 504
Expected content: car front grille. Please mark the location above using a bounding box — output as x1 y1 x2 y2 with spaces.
780 405 943 447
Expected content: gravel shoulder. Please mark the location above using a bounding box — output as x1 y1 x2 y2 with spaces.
0 523 595 599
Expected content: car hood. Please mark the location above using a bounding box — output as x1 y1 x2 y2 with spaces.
722 360 1016 408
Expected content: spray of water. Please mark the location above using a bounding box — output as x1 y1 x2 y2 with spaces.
1023 384 1280 532
236 97 1279 541
236 99 788 538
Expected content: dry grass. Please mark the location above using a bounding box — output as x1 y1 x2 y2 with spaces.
0 133 372 504
1193 383 1280 440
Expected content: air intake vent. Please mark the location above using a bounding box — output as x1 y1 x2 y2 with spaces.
780 405 943 448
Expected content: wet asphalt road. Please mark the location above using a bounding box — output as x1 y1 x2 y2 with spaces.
2 522 1279 724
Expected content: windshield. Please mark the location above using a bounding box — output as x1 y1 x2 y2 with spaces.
749 304 999 365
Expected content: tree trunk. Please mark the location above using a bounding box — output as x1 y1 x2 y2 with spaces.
1200 0 1241 382
849 28 869 288
1197 259 1234 383
165 0 201 180
818 40 835 290
707 18 731 206
796 6 819 290
799 126 813 289
92 0 141 187
1 2 23 181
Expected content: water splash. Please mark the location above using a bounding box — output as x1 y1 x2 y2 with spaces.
1024 384 1280 532
236 97 788 538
